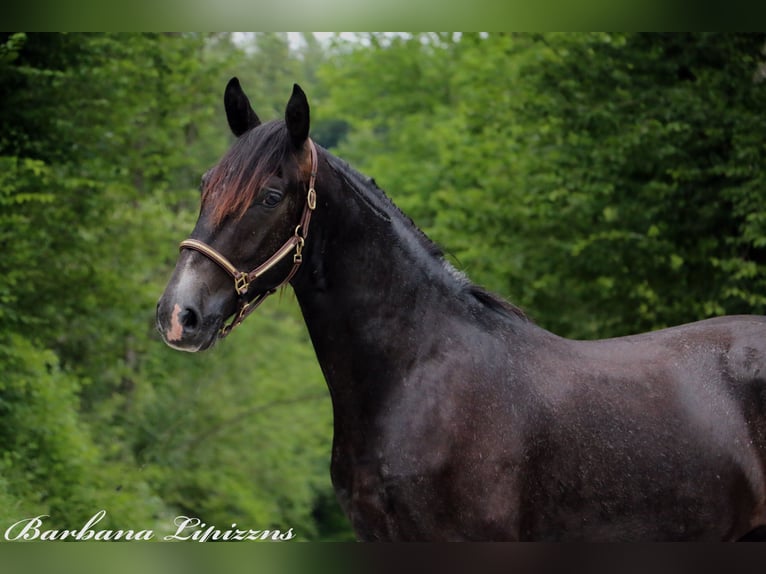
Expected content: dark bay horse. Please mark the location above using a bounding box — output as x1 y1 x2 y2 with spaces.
156 78 766 541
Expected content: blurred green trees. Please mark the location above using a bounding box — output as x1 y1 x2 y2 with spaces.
1 32 765 540
0 32 342 540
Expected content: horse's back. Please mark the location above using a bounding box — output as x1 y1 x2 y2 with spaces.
517 314 766 540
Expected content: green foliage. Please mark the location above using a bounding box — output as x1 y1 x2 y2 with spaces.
505 33 766 336
130 303 333 538
0 333 166 530
0 32 345 540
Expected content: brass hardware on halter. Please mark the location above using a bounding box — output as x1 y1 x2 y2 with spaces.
234 273 250 295
294 236 305 264
308 188 316 211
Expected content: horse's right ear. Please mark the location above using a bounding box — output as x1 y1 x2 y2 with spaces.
285 84 310 149
224 77 260 137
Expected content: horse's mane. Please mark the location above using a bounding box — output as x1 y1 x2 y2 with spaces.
326 154 528 323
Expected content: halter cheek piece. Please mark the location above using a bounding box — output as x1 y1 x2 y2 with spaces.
179 138 318 338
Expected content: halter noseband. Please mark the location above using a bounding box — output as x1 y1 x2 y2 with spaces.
179 138 318 338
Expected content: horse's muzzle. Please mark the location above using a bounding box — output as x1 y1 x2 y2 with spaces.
155 299 219 352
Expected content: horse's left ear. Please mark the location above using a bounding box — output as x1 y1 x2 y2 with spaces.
224 77 260 137
285 83 310 149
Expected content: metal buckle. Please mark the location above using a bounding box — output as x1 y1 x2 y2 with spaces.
234 273 249 295
293 237 305 264
307 188 317 211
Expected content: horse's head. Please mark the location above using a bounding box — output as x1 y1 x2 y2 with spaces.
156 78 316 351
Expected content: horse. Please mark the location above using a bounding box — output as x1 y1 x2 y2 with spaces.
156 78 766 541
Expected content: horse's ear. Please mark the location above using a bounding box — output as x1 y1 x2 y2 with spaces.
285 83 310 148
224 77 260 137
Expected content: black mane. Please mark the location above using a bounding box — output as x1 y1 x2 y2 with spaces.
325 151 527 323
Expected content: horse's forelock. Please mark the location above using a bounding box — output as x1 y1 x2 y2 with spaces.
201 120 290 226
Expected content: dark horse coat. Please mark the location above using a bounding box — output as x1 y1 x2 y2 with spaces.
157 79 766 541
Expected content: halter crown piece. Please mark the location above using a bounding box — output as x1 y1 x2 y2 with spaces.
179 138 318 338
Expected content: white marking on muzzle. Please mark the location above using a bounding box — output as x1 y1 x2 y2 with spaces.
167 303 184 342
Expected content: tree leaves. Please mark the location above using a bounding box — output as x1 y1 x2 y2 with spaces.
0 33 342 539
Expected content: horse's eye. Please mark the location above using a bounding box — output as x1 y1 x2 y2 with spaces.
262 188 283 208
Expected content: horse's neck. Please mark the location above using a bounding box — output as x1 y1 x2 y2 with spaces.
291 166 463 426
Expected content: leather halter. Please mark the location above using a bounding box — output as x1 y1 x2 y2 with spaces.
179 139 318 338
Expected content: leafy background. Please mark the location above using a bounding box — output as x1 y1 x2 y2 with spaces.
1 32 765 540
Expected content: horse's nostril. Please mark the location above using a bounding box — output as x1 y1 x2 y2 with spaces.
179 307 200 330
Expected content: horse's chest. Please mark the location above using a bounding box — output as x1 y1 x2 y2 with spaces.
331 450 441 540
334 441 496 541
340 462 395 540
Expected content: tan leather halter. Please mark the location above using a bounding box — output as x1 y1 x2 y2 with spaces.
179 139 318 338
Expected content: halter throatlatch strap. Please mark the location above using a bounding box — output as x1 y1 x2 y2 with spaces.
179 138 318 338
